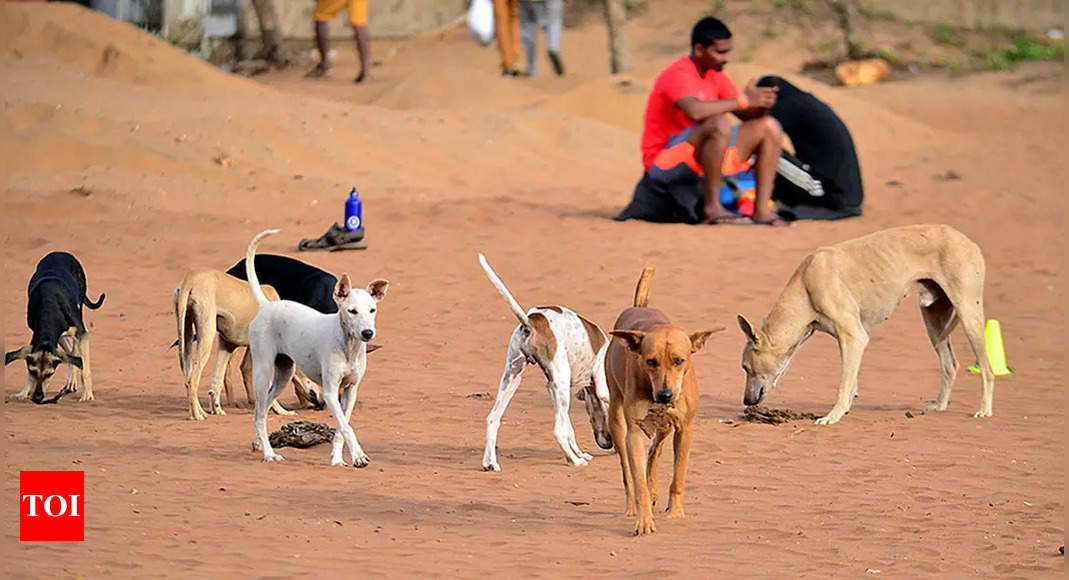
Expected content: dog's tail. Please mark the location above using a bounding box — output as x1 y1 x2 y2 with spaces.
478 253 530 326
633 266 655 308
246 229 279 307
174 283 193 371
83 292 106 309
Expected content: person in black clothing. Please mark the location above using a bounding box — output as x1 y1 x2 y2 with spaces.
758 75 863 220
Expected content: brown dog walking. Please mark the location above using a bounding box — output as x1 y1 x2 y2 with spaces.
605 267 722 535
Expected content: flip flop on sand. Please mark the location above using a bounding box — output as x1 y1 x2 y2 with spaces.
706 212 752 225
298 223 367 251
750 215 793 227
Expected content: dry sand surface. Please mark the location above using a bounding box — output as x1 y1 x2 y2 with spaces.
2 2 1064 577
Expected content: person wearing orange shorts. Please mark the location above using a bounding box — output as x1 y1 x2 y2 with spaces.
616 17 788 226
307 0 371 83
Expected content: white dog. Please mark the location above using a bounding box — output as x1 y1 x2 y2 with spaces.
246 230 388 466
478 253 612 472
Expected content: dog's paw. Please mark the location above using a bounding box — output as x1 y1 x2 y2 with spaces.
924 403 947 413
190 411 207 421
210 407 227 416
482 462 502 472
330 459 346 467
815 410 845 425
666 505 685 519
567 456 589 467
633 516 657 536
263 453 285 462
578 451 594 461
973 409 992 418
9 391 31 401
352 454 370 468
79 391 94 402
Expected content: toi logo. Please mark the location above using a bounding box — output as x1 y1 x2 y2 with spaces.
20 471 84 541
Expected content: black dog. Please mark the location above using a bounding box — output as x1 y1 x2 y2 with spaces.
226 254 338 314
6 252 105 404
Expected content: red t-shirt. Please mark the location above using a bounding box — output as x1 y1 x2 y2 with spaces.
640 56 740 170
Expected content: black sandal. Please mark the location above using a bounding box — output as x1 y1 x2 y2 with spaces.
298 223 367 251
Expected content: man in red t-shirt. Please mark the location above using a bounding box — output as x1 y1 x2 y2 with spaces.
619 17 787 226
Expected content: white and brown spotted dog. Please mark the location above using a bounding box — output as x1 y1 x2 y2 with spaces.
478 253 613 471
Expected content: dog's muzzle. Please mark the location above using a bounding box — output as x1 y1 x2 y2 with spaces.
743 384 766 406
654 390 674 404
361 329 375 341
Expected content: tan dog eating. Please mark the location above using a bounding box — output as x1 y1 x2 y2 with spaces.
737 224 995 424
605 267 722 535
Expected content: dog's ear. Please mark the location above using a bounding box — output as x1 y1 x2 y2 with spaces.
334 274 352 302
610 330 646 353
5 346 29 365
366 279 389 302
689 326 725 353
737 315 761 347
60 353 84 369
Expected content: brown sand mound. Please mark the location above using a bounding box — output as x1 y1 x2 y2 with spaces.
538 76 649 133
0 2 253 92
367 64 544 111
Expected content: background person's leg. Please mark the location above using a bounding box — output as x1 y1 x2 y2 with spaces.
309 0 344 76
353 24 370 82
519 1 538 76
351 0 370 82
314 21 330 69
546 0 564 75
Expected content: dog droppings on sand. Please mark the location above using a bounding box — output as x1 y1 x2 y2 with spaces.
269 421 335 448
742 406 820 424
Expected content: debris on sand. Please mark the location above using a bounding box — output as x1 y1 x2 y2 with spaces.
268 421 335 448
466 392 494 400
742 406 820 425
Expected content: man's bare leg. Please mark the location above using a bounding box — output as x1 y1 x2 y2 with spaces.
687 114 749 224
353 24 370 83
734 116 790 226
306 21 331 77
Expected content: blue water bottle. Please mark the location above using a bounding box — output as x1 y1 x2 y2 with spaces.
344 187 363 232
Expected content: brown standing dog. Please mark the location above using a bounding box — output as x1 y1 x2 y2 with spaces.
173 270 321 420
605 267 722 535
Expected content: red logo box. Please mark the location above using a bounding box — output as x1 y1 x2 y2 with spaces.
20 471 84 541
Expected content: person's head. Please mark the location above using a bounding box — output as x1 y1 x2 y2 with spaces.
690 17 733 72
